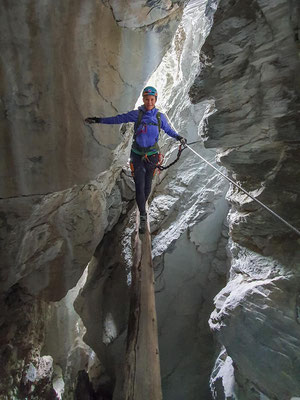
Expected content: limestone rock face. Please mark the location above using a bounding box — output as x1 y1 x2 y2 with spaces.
1 159 126 301
0 0 185 397
0 0 183 198
0 0 183 301
74 214 132 399
0 0 183 295
210 241 300 399
73 2 230 399
189 0 300 398
190 0 300 247
3 0 300 398
146 3 230 393
109 0 184 28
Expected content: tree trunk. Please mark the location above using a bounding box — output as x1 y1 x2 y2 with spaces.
123 212 162 400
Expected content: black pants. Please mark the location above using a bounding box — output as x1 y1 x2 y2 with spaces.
130 151 159 215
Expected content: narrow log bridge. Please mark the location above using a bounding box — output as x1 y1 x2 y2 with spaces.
123 213 163 399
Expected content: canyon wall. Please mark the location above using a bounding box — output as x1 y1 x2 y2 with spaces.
0 1 186 398
1 0 299 399
189 0 300 398
75 1 230 398
0 0 184 298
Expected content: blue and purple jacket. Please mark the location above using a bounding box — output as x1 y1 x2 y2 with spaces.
99 105 180 153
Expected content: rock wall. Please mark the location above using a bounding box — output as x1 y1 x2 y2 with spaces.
3 0 299 398
0 285 55 399
0 0 183 298
74 1 231 399
189 0 300 398
147 2 230 396
0 1 185 397
0 0 183 197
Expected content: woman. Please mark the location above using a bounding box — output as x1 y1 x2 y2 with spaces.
85 86 186 234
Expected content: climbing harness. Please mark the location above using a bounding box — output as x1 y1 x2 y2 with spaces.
132 110 190 172
132 109 161 156
129 153 163 178
137 143 187 174
129 144 180 178
141 153 165 176
186 144 300 237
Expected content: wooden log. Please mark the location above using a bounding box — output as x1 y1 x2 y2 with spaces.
123 212 162 400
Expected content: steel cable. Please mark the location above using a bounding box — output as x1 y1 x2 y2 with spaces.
186 144 300 237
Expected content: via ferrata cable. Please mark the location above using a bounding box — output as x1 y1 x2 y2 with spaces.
186 144 300 238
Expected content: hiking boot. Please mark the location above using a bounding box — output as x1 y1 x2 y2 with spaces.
139 215 147 234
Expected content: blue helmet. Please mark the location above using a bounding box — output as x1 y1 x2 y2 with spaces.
143 86 158 97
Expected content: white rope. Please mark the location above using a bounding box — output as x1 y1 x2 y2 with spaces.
186 144 300 237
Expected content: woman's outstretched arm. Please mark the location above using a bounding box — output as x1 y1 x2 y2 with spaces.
85 110 139 124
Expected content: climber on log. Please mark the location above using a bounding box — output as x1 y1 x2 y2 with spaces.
85 86 187 234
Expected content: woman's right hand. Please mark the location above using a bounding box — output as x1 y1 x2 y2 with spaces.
177 135 187 145
85 117 101 124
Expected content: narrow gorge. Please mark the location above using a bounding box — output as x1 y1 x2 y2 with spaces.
0 0 299 399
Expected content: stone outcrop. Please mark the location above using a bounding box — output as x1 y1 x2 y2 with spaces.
189 0 300 398
210 241 300 399
0 1 185 397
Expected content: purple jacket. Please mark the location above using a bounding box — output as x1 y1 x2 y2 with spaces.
100 106 180 148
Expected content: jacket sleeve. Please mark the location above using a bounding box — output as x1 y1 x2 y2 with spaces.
160 113 180 139
100 110 139 124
